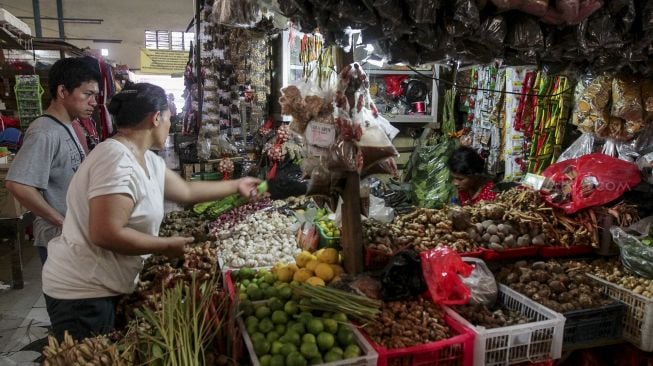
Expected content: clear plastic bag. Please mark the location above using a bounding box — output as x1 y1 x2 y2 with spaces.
610 216 653 279
306 163 332 197
557 133 597 162
612 75 644 124
368 194 394 223
355 110 399 170
461 257 498 307
211 0 262 27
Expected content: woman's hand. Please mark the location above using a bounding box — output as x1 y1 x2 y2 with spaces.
161 236 194 258
236 177 264 200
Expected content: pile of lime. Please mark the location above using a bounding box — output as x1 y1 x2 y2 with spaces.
316 220 340 238
246 307 362 366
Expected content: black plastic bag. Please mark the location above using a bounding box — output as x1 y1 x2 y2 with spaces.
268 158 308 200
373 0 403 24
507 16 544 51
380 250 427 301
407 0 439 23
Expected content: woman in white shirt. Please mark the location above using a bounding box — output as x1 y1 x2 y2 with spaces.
42 82 262 341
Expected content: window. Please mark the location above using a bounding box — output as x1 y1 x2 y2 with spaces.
145 31 195 51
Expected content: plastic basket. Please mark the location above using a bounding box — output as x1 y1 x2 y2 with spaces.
562 301 625 349
361 314 475 366
458 249 485 258
239 318 378 366
538 245 594 258
587 273 653 351
445 284 565 366
483 247 539 261
316 223 341 249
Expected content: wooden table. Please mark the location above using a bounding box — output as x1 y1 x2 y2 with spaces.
0 212 33 289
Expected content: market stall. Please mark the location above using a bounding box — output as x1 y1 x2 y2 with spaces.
39 0 653 365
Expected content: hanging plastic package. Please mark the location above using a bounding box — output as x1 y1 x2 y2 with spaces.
541 153 641 214
362 158 399 177
268 158 308 200
611 75 644 130
420 247 474 305
573 74 613 135
557 133 597 162
610 216 653 279
406 0 439 23
506 16 544 51
354 111 399 170
372 0 403 24
380 250 427 301
306 163 332 198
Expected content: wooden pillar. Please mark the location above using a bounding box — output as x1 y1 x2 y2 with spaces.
341 172 363 274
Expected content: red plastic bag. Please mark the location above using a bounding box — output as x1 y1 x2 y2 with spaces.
383 75 408 98
540 153 640 214
420 247 474 305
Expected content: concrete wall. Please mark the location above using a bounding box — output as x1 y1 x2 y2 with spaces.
1 0 194 69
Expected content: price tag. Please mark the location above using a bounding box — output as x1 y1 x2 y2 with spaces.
306 121 336 148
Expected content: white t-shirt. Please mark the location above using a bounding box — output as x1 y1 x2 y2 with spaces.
43 139 167 299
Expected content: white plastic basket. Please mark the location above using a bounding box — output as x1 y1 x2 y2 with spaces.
239 318 378 366
445 284 565 366
587 273 653 351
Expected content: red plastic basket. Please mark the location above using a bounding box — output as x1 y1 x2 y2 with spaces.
361 314 475 366
364 247 394 270
457 249 485 258
539 245 594 257
483 246 539 261
225 270 236 299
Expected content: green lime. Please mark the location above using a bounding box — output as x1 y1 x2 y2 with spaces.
239 293 248 301
316 332 335 351
253 339 271 356
280 343 297 356
248 286 263 301
242 279 251 286
261 354 272 366
267 331 281 343
332 313 348 323
264 286 279 299
271 340 284 355
344 344 361 359
264 273 277 285
274 324 286 334
240 267 256 279
272 310 289 325
299 342 320 359
337 327 354 347
302 333 316 344
323 319 338 334
242 303 254 317
286 352 307 366
306 319 324 335
322 312 333 318
260 282 271 290
259 318 275 333
308 356 323 365
246 315 259 328
289 322 306 335
283 330 301 346
331 346 344 356
256 306 271 320
298 298 312 312
247 323 258 336
296 312 313 325
268 297 284 312
323 350 343 363
270 354 285 366
279 286 293 300
251 332 266 343
284 301 299 315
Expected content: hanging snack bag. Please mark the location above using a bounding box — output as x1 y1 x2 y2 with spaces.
354 110 399 170
612 75 644 124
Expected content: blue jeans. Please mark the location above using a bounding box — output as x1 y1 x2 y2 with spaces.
44 294 120 341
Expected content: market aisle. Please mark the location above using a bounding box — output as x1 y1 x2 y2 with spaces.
0 246 47 366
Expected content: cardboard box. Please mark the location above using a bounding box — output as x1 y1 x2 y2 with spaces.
0 164 28 218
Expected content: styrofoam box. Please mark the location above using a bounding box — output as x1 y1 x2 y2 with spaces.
0 9 31 36
587 273 653 352
239 318 378 366
445 284 565 366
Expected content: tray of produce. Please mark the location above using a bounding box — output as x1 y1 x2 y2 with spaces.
359 297 474 366
446 284 565 366
495 259 624 349
588 261 653 352
561 301 625 349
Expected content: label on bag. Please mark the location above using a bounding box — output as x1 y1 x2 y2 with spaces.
306 121 336 148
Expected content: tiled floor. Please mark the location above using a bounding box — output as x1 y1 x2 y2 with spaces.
0 134 183 365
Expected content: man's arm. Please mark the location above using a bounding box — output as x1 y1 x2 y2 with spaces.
6 181 64 226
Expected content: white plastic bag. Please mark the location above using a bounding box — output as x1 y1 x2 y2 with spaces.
369 195 394 223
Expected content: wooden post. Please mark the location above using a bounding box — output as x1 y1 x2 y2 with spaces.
341 172 363 274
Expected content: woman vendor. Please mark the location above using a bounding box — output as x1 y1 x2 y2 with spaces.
42 82 262 341
449 146 497 206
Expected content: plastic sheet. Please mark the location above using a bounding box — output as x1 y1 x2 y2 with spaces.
368 194 394 223
610 216 653 279
541 153 641 214
420 247 474 305
372 0 402 24
557 133 597 162
411 137 456 209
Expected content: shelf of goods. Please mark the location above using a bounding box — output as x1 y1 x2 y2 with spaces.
446 284 565 366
